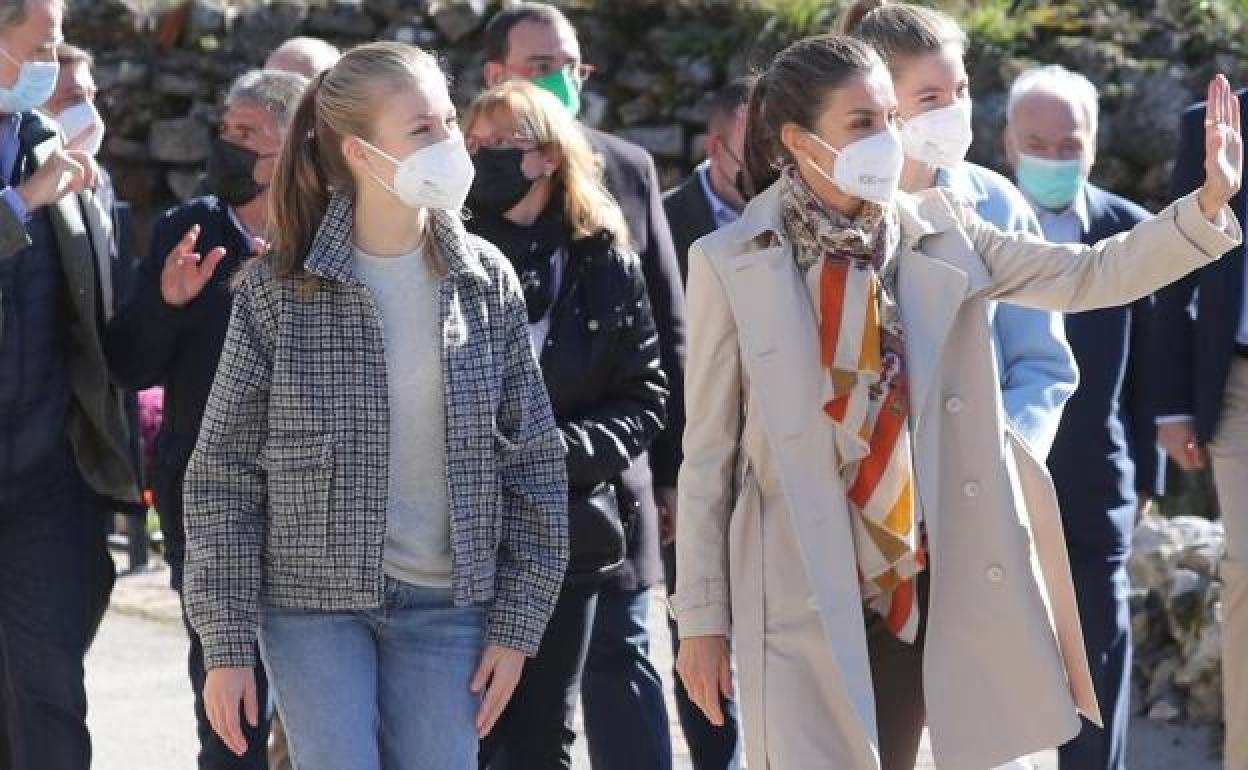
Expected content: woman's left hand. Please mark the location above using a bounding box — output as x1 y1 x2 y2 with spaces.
1199 74 1243 221
471 644 527 737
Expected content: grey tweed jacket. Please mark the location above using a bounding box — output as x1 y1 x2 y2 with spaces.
183 193 569 669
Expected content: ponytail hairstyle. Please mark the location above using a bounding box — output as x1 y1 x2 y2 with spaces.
268 41 444 280
837 0 966 72
743 34 881 198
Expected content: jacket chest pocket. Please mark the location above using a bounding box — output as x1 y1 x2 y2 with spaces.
258 435 335 561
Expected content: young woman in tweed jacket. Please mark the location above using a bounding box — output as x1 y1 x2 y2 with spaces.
181 42 569 770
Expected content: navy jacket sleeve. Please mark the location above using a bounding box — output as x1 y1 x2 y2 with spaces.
1123 295 1166 498
1150 103 1207 417
104 208 191 389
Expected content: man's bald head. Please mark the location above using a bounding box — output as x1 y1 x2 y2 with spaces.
265 36 340 79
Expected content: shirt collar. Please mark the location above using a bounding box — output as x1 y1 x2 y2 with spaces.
933 163 989 206
303 191 488 286
1029 186 1091 235
226 206 253 243
696 161 740 225
0 112 20 138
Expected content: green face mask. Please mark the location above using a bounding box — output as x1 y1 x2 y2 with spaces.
531 68 582 117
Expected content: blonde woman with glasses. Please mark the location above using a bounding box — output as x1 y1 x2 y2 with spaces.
465 80 669 770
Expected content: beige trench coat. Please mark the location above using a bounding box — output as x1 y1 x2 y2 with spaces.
671 181 1241 770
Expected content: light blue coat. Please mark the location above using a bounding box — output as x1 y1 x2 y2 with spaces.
935 163 1079 457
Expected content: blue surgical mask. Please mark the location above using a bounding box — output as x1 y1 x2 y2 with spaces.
1015 153 1086 210
0 45 58 115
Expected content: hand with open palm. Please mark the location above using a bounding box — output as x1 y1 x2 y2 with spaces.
1198 74 1243 222
160 224 268 308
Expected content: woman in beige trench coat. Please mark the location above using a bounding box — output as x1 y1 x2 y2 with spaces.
672 34 1243 770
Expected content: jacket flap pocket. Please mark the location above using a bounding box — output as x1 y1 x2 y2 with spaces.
258 435 335 472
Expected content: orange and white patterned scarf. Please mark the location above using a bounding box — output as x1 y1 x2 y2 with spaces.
781 168 926 643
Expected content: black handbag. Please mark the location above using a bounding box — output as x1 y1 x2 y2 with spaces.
566 480 628 581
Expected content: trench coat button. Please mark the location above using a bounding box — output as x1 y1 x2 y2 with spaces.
944 396 964 414
986 565 1005 583
962 480 980 498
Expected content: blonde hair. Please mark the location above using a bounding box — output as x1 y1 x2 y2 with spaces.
465 80 630 248
268 41 445 279
839 0 966 71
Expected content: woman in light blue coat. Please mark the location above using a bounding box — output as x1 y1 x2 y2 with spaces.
844 0 1078 458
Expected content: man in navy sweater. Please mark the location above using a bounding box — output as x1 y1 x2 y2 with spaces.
105 69 305 770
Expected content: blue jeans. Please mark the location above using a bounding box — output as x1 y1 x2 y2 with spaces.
259 579 485 770
581 586 672 770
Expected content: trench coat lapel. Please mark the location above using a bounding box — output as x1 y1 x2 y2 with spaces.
893 191 980 429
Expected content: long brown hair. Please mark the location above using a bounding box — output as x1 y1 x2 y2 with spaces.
743 34 881 197
838 0 966 70
267 41 444 279
464 80 630 247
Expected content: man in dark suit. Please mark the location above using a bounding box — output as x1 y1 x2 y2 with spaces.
664 78 750 285
658 78 749 770
482 5 686 769
1157 84 1248 769
1005 65 1164 770
0 3 141 769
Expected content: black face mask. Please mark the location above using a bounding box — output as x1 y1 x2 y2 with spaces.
468 147 537 215
720 142 749 204
207 137 265 207
734 170 749 201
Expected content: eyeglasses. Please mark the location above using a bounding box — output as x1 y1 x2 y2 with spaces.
514 61 596 84
465 134 542 154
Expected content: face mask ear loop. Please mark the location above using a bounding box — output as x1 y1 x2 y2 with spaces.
355 137 405 201
800 130 841 187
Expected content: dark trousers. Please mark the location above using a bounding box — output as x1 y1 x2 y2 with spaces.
179 583 271 769
0 457 106 770
158 457 271 769
481 581 599 770
662 545 742 770
866 571 930 770
0 626 14 770
85 510 116 649
582 585 673 770
1059 559 1131 770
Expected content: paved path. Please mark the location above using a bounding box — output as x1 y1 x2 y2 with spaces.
86 556 1219 770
